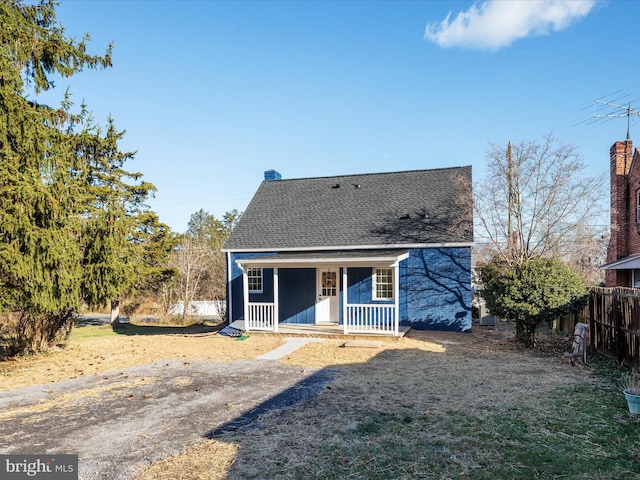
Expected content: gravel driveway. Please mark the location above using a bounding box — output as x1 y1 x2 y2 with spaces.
0 359 333 479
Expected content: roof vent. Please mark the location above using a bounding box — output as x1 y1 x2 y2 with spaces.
264 169 282 181
332 183 340 189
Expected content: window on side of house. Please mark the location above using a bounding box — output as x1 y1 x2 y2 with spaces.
637 190 640 223
373 268 394 300
633 269 640 289
247 267 263 293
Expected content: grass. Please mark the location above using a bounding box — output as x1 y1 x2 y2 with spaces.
0 322 284 391
70 322 220 339
137 331 640 480
377 359 633 479
3 321 640 479
206 358 640 480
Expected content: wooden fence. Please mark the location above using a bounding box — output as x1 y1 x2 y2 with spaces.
565 287 640 367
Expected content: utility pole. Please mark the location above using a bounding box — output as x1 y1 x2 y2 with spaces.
507 141 514 262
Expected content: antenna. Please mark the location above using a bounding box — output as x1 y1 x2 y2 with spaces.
573 91 640 136
594 99 640 139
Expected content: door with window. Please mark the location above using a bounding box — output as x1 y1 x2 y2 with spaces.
316 268 340 324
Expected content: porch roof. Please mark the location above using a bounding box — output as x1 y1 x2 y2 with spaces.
235 249 409 269
600 253 640 270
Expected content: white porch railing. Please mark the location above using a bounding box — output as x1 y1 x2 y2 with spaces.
345 304 396 335
246 302 277 331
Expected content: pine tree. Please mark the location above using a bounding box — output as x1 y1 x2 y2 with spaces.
0 1 159 353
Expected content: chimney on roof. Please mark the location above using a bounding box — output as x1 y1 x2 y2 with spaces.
264 169 282 181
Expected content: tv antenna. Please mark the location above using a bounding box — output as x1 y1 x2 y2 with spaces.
576 91 640 140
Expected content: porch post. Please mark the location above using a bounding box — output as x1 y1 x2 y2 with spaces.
394 264 400 336
241 266 250 331
343 267 348 335
273 267 279 333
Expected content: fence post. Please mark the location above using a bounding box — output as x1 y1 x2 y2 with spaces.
588 291 595 350
614 288 625 365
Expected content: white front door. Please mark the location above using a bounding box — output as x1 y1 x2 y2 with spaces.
316 268 340 324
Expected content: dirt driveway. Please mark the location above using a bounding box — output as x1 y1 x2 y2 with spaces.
0 358 332 479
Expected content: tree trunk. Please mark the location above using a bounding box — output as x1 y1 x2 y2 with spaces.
110 299 123 328
516 319 536 347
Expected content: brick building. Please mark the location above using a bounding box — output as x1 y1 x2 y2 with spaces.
601 139 640 287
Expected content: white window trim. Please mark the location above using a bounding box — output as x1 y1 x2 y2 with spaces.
372 267 394 300
247 267 263 294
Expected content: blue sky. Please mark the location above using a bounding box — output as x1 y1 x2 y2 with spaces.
38 0 638 233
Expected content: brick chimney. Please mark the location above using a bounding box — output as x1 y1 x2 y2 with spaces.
605 140 634 286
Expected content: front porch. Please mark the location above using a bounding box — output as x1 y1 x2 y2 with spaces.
233 250 409 337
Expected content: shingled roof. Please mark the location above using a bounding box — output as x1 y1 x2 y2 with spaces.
223 166 473 251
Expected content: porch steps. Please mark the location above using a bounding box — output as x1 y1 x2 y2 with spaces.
247 324 411 340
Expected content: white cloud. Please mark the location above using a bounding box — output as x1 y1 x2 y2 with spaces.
424 0 598 51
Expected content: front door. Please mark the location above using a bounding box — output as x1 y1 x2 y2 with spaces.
316 268 340 324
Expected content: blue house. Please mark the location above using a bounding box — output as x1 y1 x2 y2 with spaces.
222 166 474 336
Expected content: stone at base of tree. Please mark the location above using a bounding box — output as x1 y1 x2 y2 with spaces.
565 322 588 366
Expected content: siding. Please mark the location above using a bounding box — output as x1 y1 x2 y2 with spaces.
228 252 276 322
279 268 316 324
228 247 473 332
402 247 472 332
346 267 371 304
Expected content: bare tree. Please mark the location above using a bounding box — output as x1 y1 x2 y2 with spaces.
474 132 607 269
185 209 240 319
167 210 241 321
169 236 210 320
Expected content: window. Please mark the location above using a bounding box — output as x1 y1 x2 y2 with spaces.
633 269 640 289
637 190 640 223
321 271 337 297
247 267 263 293
373 268 394 300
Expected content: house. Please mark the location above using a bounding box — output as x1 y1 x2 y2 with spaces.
222 166 474 335
601 139 640 287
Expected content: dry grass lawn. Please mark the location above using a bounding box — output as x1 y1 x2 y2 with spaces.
0 323 448 392
0 324 283 391
3 321 632 480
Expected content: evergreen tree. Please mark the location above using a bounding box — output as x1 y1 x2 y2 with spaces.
0 1 158 352
74 118 156 323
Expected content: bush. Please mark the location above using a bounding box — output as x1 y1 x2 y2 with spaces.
1 310 74 357
481 258 588 347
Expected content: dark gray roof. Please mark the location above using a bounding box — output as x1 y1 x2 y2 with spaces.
223 166 473 251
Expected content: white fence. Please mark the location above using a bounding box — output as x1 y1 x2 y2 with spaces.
169 300 220 316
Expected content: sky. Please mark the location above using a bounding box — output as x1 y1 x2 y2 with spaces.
36 0 640 233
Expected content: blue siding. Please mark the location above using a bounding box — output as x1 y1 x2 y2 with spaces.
400 247 472 332
228 252 276 322
228 247 472 332
279 268 316 324
346 267 393 305
347 267 371 303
